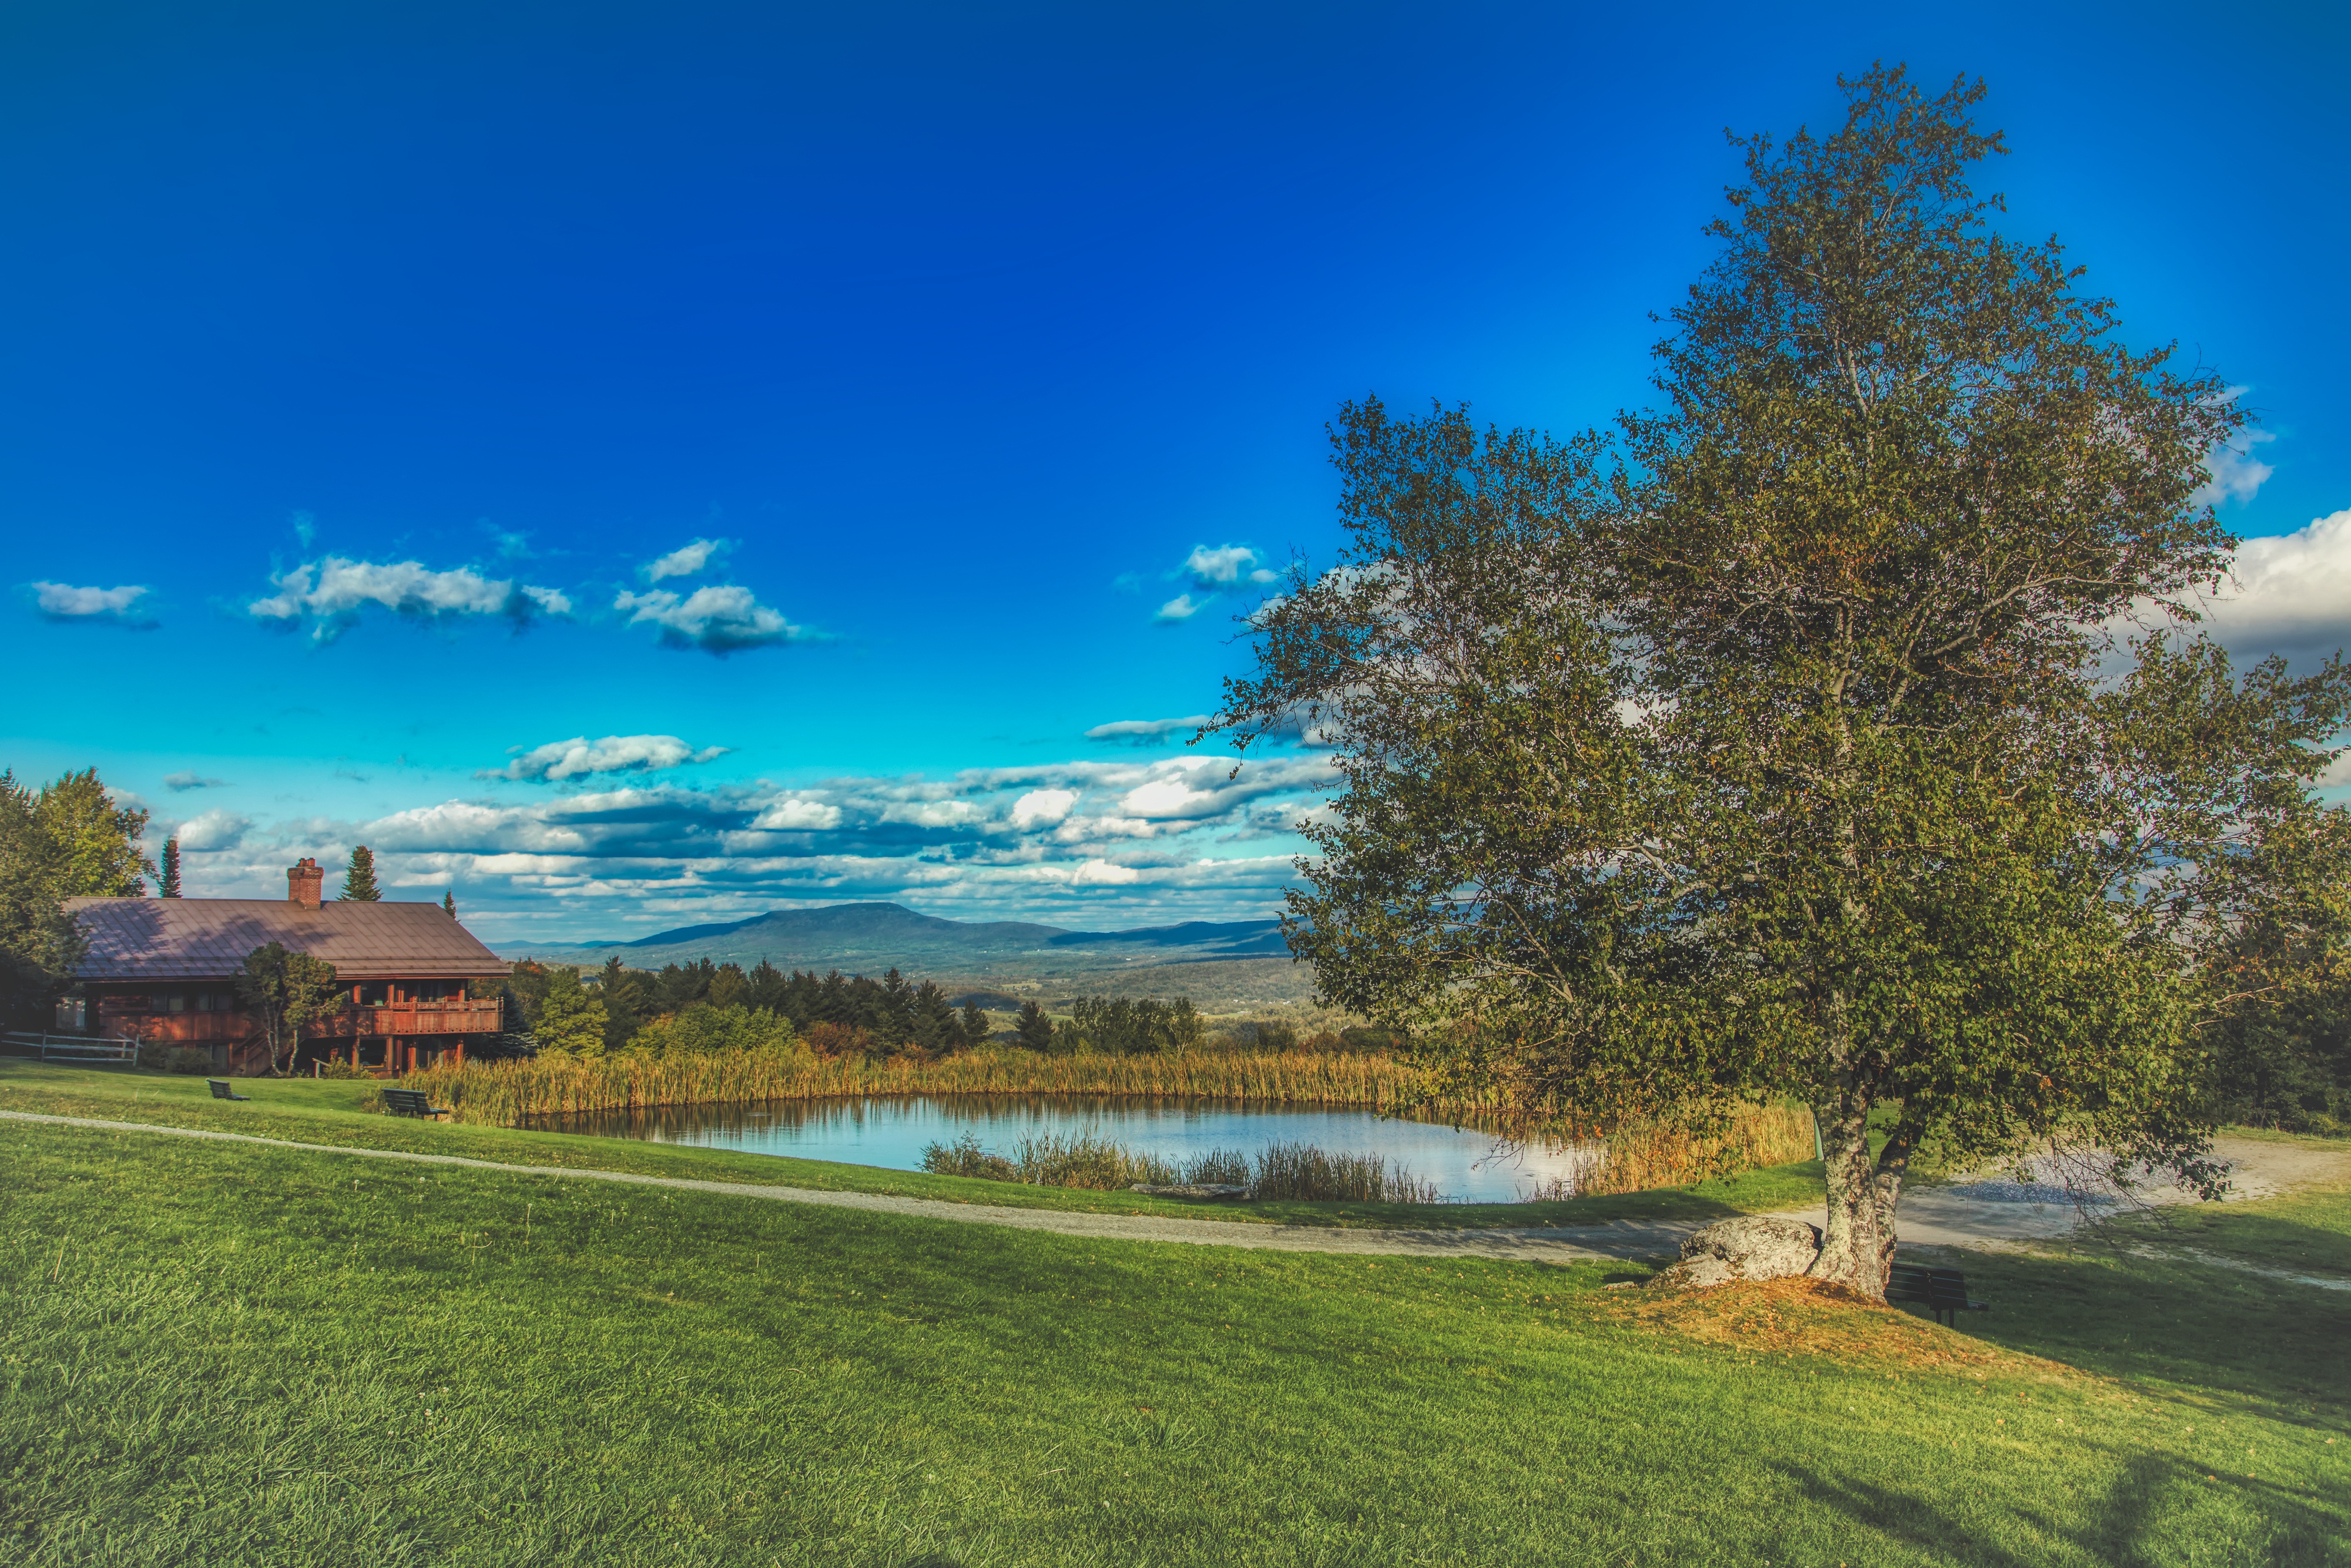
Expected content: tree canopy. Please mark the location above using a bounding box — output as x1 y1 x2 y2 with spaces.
531 966 608 1058
235 942 346 1076
0 767 154 1022
1215 66 2351 1293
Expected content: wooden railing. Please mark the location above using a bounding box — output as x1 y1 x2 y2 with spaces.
323 1002 505 1037
0 1031 138 1064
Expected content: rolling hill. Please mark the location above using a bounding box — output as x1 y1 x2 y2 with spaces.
503 902 1311 1010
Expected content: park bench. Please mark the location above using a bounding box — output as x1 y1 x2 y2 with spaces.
381 1087 452 1120
1888 1264 1989 1328
207 1079 250 1102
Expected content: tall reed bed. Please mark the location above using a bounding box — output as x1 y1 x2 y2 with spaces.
397 1047 1444 1127
920 1132 1436 1203
1520 1103 1820 1198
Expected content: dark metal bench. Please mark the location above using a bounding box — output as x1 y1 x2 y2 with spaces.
381 1087 452 1119
207 1079 250 1102
1889 1264 1989 1327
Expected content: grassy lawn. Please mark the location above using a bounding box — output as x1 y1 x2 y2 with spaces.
1 1075 2345 1564
0 1062 1826 1231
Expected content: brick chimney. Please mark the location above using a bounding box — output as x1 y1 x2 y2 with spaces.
287 858 324 909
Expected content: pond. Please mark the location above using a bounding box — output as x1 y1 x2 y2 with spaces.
533 1095 1589 1204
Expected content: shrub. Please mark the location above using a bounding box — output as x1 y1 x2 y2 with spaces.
1183 1147 1252 1187
1250 1141 1437 1203
920 1133 1018 1181
913 1133 1435 1201
1011 1132 1178 1190
801 1021 874 1060
165 1047 211 1075
310 1056 368 1080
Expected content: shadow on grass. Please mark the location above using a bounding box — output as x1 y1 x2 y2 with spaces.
2092 1202 2351 1277
1913 1239 2350 1421
1780 1447 2342 1567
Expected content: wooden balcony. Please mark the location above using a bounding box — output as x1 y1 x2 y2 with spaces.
103 999 504 1043
320 1001 505 1037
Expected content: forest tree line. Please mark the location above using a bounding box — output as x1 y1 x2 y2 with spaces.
498 955 1393 1063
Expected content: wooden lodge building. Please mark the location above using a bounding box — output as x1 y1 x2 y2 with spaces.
62 858 508 1075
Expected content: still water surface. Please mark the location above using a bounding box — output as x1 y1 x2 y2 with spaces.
535 1095 1586 1204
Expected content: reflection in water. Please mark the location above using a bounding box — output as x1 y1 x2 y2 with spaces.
532 1094 1594 1204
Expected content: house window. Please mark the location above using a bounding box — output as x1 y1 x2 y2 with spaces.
164 993 186 1013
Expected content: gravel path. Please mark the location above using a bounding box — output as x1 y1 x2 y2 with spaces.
9 1110 2343 1267
0 1110 1691 1263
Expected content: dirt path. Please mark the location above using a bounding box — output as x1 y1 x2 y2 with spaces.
0 1110 1691 1263
9 1111 2343 1267
1758 1136 2351 1248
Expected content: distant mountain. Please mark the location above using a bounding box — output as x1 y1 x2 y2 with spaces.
506 902 1294 989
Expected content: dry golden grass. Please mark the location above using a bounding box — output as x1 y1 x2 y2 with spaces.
397 1046 1446 1127
1574 1103 1821 1194
1604 1277 2067 1379
388 1050 1817 1198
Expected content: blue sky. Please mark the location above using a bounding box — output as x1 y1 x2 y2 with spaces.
5 1 2348 944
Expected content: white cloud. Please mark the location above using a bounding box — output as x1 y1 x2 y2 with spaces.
1149 545 1279 624
1011 788 1078 828
2189 392 2275 511
1085 715 1210 742
880 798 988 828
2193 432 2276 510
751 797 844 831
615 585 805 654
643 537 731 582
1120 777 1229 820
163 771 228 792
2191 508 2351 653
171 752 1338 937
31 582 156 627
249 557 569 642
173 809 251 852
488 734 732 783
1183 545 1259 587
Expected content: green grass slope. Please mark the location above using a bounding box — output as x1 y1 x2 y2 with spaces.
1 1073 2344 1564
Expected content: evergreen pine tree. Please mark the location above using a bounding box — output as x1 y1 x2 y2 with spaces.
531 968 608 1059
159 838 182 898
596 956 650 1054
877 968 915 1047
1014 1000 1053 1052
442 889 457 918
958 1000 992 1050
338 845 381 901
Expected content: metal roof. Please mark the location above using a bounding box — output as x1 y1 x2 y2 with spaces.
62 898 511 982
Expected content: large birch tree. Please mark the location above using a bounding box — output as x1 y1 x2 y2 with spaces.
1214 66 2351 1295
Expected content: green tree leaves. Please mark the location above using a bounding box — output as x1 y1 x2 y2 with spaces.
530 966 608 1059
235 942 345 1076
1213 66 2351 1294
0 767 151 1022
